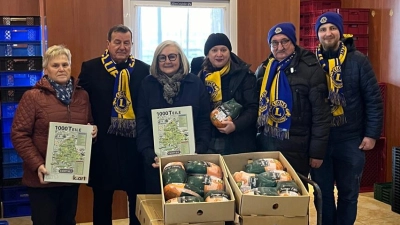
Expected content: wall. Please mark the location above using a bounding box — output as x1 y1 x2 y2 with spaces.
342 0 400 181
237 0 300 72
0 0 39 16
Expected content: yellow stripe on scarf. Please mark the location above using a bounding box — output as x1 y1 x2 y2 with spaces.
116 69 135 119
259 58 275 116
327 45 347 118
205 63 230 105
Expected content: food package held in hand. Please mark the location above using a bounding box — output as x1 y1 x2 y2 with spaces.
210 98 243 128
163 183 202 200
166 196 204 203
244 158 284 173
162 162 187 185
185 161 222 178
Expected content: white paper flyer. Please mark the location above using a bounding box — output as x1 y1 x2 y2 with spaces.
151 106 195 157
44 122 93 183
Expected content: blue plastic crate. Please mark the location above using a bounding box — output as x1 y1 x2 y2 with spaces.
2 117 13 133
1 102 18 118
1 186 29 202
0 43 41 56
2 162 23 179
2 133 13 149
0 71 42 87
2 148 22 163
2 200 31 218
0 26 41 41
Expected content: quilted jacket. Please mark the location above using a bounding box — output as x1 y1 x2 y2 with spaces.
11 76 93 187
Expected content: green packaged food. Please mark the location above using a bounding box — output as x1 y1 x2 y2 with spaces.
204 190 230 202
166 196 204 203
187 175 224 195
185 161 222 178
243 187 279 196
162 163 187 185
163 183 202 200
244 158 284 174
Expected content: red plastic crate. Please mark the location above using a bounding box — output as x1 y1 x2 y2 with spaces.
300 24 317 37
300 1 341 13
301 11 324 25
344 23 369 35
378 83 387 137
360 137 386 192
353 35 369 48
300 37 319 48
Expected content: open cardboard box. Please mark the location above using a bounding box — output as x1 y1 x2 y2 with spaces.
136 195 225 225
159 154 235 224
223 152 309 216
238 215 308 225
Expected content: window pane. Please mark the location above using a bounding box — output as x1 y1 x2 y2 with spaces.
136 6 225 65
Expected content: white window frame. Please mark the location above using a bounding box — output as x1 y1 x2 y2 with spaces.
123 0 238 56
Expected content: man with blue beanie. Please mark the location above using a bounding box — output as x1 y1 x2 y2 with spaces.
311 12 383 225
255 22 332 179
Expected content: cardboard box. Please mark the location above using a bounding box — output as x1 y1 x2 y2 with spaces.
160 154 235 224
223 152 309 216
136 194 225 225
239 215 308 225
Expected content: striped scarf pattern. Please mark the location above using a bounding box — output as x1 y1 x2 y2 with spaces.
203 63 230 108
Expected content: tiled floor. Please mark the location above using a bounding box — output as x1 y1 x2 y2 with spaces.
3 190 400 225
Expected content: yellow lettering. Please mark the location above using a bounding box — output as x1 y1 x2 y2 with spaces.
335 73 341 82
274 108 281 116
119 99 125 107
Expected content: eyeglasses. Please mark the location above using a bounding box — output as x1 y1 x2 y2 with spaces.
158 54 178 62
270 39 291 49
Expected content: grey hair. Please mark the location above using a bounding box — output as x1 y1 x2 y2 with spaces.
150 40 190 76
43 45 71 68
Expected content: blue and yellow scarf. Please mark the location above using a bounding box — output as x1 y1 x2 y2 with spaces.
101 49 136 137
203 63 230 108
257 53 295 140
317 41 347 126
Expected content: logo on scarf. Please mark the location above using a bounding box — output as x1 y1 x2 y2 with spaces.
113 91 131 115
330 65 343 88
269 100 291 123
275 27 282 34
259 91 269 114
320 17 327 24
205 80 220 99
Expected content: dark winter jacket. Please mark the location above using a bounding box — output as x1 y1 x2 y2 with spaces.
255 46 332 176
136 73 211 164
11 77 93 187
78 57 150 191
325 38 383 141
202 53 258 154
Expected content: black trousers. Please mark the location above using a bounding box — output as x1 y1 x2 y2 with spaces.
28 185 80 225
92 187 140 225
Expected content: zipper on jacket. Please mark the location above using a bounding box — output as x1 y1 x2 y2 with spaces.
295 89 302 119
67 105 71 123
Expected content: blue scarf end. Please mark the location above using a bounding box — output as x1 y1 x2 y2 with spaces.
107 118 137 138
263 126 290 140
329 91 346 106
331 115 347 127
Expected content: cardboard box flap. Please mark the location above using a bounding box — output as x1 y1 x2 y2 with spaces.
160 154 235 224
223 152 309 216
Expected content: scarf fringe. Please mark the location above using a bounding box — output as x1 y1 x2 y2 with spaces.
107 118 137 138
257 114 269 128
329 91 347 106
263 126 290 140
331 114 347 127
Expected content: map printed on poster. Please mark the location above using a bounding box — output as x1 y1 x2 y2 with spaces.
151 106 195 157
44 122 93 183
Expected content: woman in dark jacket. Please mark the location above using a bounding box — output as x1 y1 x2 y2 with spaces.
11 45 97 225
200 33 258 155
136 40 211 194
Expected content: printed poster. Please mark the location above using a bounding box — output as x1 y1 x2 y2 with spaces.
151 106 195 157
44 122 93 183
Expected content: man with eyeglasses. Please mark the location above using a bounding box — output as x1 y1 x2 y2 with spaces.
78 24 150 225
310 12 383 225
255 22 332 179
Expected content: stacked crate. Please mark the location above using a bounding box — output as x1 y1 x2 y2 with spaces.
0 16 44 218
300 1 370 56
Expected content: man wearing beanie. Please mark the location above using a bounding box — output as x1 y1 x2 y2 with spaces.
200 33 258 155
311 12 383 225
255 22 331 180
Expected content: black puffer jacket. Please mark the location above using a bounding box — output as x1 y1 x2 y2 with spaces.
203 53 258 154
326 38 383 141
255 46 331 176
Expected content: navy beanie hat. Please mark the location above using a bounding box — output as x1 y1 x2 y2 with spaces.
268 22 297 45
204 33 232 55
315 12 344 38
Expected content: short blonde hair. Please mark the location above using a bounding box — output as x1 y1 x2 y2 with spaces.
150 40 190 76
43 45 72 68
